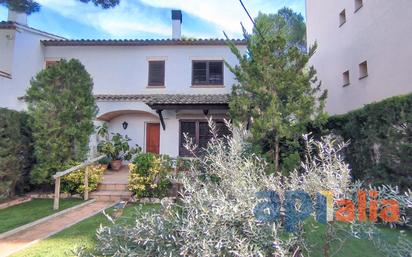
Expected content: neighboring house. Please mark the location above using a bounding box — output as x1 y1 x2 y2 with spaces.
306 0 412 114
0 10 246 157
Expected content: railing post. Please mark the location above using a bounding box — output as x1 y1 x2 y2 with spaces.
84 166 89 201
53 177 61 210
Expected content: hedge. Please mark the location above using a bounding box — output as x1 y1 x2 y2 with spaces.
326 93 412 190
0 108 33 199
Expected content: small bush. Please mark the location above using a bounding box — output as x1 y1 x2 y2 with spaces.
128 153 172 198
61 163 106 195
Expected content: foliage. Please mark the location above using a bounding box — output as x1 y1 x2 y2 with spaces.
89 123 411 257
128 153 172 198
0 108 33 199
0 0 119 14
226 10 327 173
26 59 98 186
61 163 106 195
325 93 412 190
96 126 140 161
255 7 307 51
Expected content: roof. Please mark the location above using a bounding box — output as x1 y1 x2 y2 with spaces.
0 21 65 39
41 38 246 47
95 94 229 105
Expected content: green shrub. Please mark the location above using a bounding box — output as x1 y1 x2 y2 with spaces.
324 93 412 190
61 163 106 195
0 108 33 199
26 59 98 186
128 153 172 198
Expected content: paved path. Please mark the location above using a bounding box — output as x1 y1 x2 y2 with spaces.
0 200 114 257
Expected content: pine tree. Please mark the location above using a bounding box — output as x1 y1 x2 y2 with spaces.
226 12 327 173
26 59 98 185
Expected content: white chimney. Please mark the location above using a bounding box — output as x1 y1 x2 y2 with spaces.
171 10 182 39
8 10 28 25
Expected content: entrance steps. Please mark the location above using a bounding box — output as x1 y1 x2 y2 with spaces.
90 166 132 202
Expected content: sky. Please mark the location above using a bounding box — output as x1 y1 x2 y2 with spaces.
0 0 305 40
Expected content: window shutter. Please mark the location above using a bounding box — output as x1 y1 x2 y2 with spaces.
192 61 223 85
148 61 165 86
180 121 196 156
198 122 213 152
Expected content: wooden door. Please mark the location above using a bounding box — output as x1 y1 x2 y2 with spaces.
146 123 160 154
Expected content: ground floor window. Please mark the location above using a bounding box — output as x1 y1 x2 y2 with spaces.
179 120 230 156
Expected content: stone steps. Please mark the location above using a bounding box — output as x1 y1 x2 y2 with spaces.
90 190 132 202
97 183 128 191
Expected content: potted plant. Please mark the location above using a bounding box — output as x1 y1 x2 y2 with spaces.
96 125 140 171
98 156 111 170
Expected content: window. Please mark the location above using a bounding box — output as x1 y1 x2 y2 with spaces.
339 9 346 26
192 61 223 85
342 70 350 87
148 61 165 86
359 61 368 79
45 60 59 68
355 0 363 12
179 120 230 156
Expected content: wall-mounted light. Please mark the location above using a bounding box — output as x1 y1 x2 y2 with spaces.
122 121 128 130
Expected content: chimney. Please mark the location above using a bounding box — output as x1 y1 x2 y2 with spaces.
8 10 28 25
171 10 182 39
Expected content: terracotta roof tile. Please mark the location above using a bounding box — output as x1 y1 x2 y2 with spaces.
42 38 246 47
94 94 229 104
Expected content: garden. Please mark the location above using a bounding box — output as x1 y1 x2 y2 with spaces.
0 7 410 257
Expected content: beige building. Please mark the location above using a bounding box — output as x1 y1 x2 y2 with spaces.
306 0 412 114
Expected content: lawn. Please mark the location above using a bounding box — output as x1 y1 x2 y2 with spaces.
0 198 84 234
11 203 159 257
10 204 412 257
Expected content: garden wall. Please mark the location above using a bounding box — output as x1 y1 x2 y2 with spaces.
0 108 33 199
325 93 412 190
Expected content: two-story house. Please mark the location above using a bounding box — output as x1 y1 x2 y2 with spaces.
0 10 247 157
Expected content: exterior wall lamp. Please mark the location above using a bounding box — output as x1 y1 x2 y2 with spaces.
122 121 128 130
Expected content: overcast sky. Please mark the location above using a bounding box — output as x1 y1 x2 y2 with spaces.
0 0 305 39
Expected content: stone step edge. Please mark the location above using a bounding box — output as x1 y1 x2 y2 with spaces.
90 191 132 196
0 199 97 240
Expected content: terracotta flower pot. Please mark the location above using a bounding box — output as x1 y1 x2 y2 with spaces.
110 160 122 171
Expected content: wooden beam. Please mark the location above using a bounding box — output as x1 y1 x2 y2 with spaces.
53 177 61 210
84 166 89 201
149 104 228 110
156 109 166 130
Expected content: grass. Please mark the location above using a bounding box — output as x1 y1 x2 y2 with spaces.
11 203 159 257
10 204 412 257
0 198 83 234
304 220 412 257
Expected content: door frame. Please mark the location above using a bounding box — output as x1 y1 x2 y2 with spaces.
144 122 161 153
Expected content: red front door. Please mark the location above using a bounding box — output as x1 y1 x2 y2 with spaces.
146 123 160 154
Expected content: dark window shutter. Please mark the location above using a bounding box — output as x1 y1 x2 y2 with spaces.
148 61 165 86
180 121 196 156
208 61 223 84
192 61 207 85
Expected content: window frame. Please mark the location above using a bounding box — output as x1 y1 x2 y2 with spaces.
359 61 368 80
179 119 229 156
342 70 350 87
339 9 346 27
148 60 165 87
354 0 363 13
191 60 224 86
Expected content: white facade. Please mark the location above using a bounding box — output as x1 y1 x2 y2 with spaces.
306 0 412 114
0 10 246 158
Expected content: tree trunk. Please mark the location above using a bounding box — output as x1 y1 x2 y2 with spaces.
273 139 280 173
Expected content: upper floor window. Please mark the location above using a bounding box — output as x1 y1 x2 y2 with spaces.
148 60 165 87
355 0 363 12
45 60 59 68
339 9 346 26
342 70 350 87
359 61 368 79
192 61 224 86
